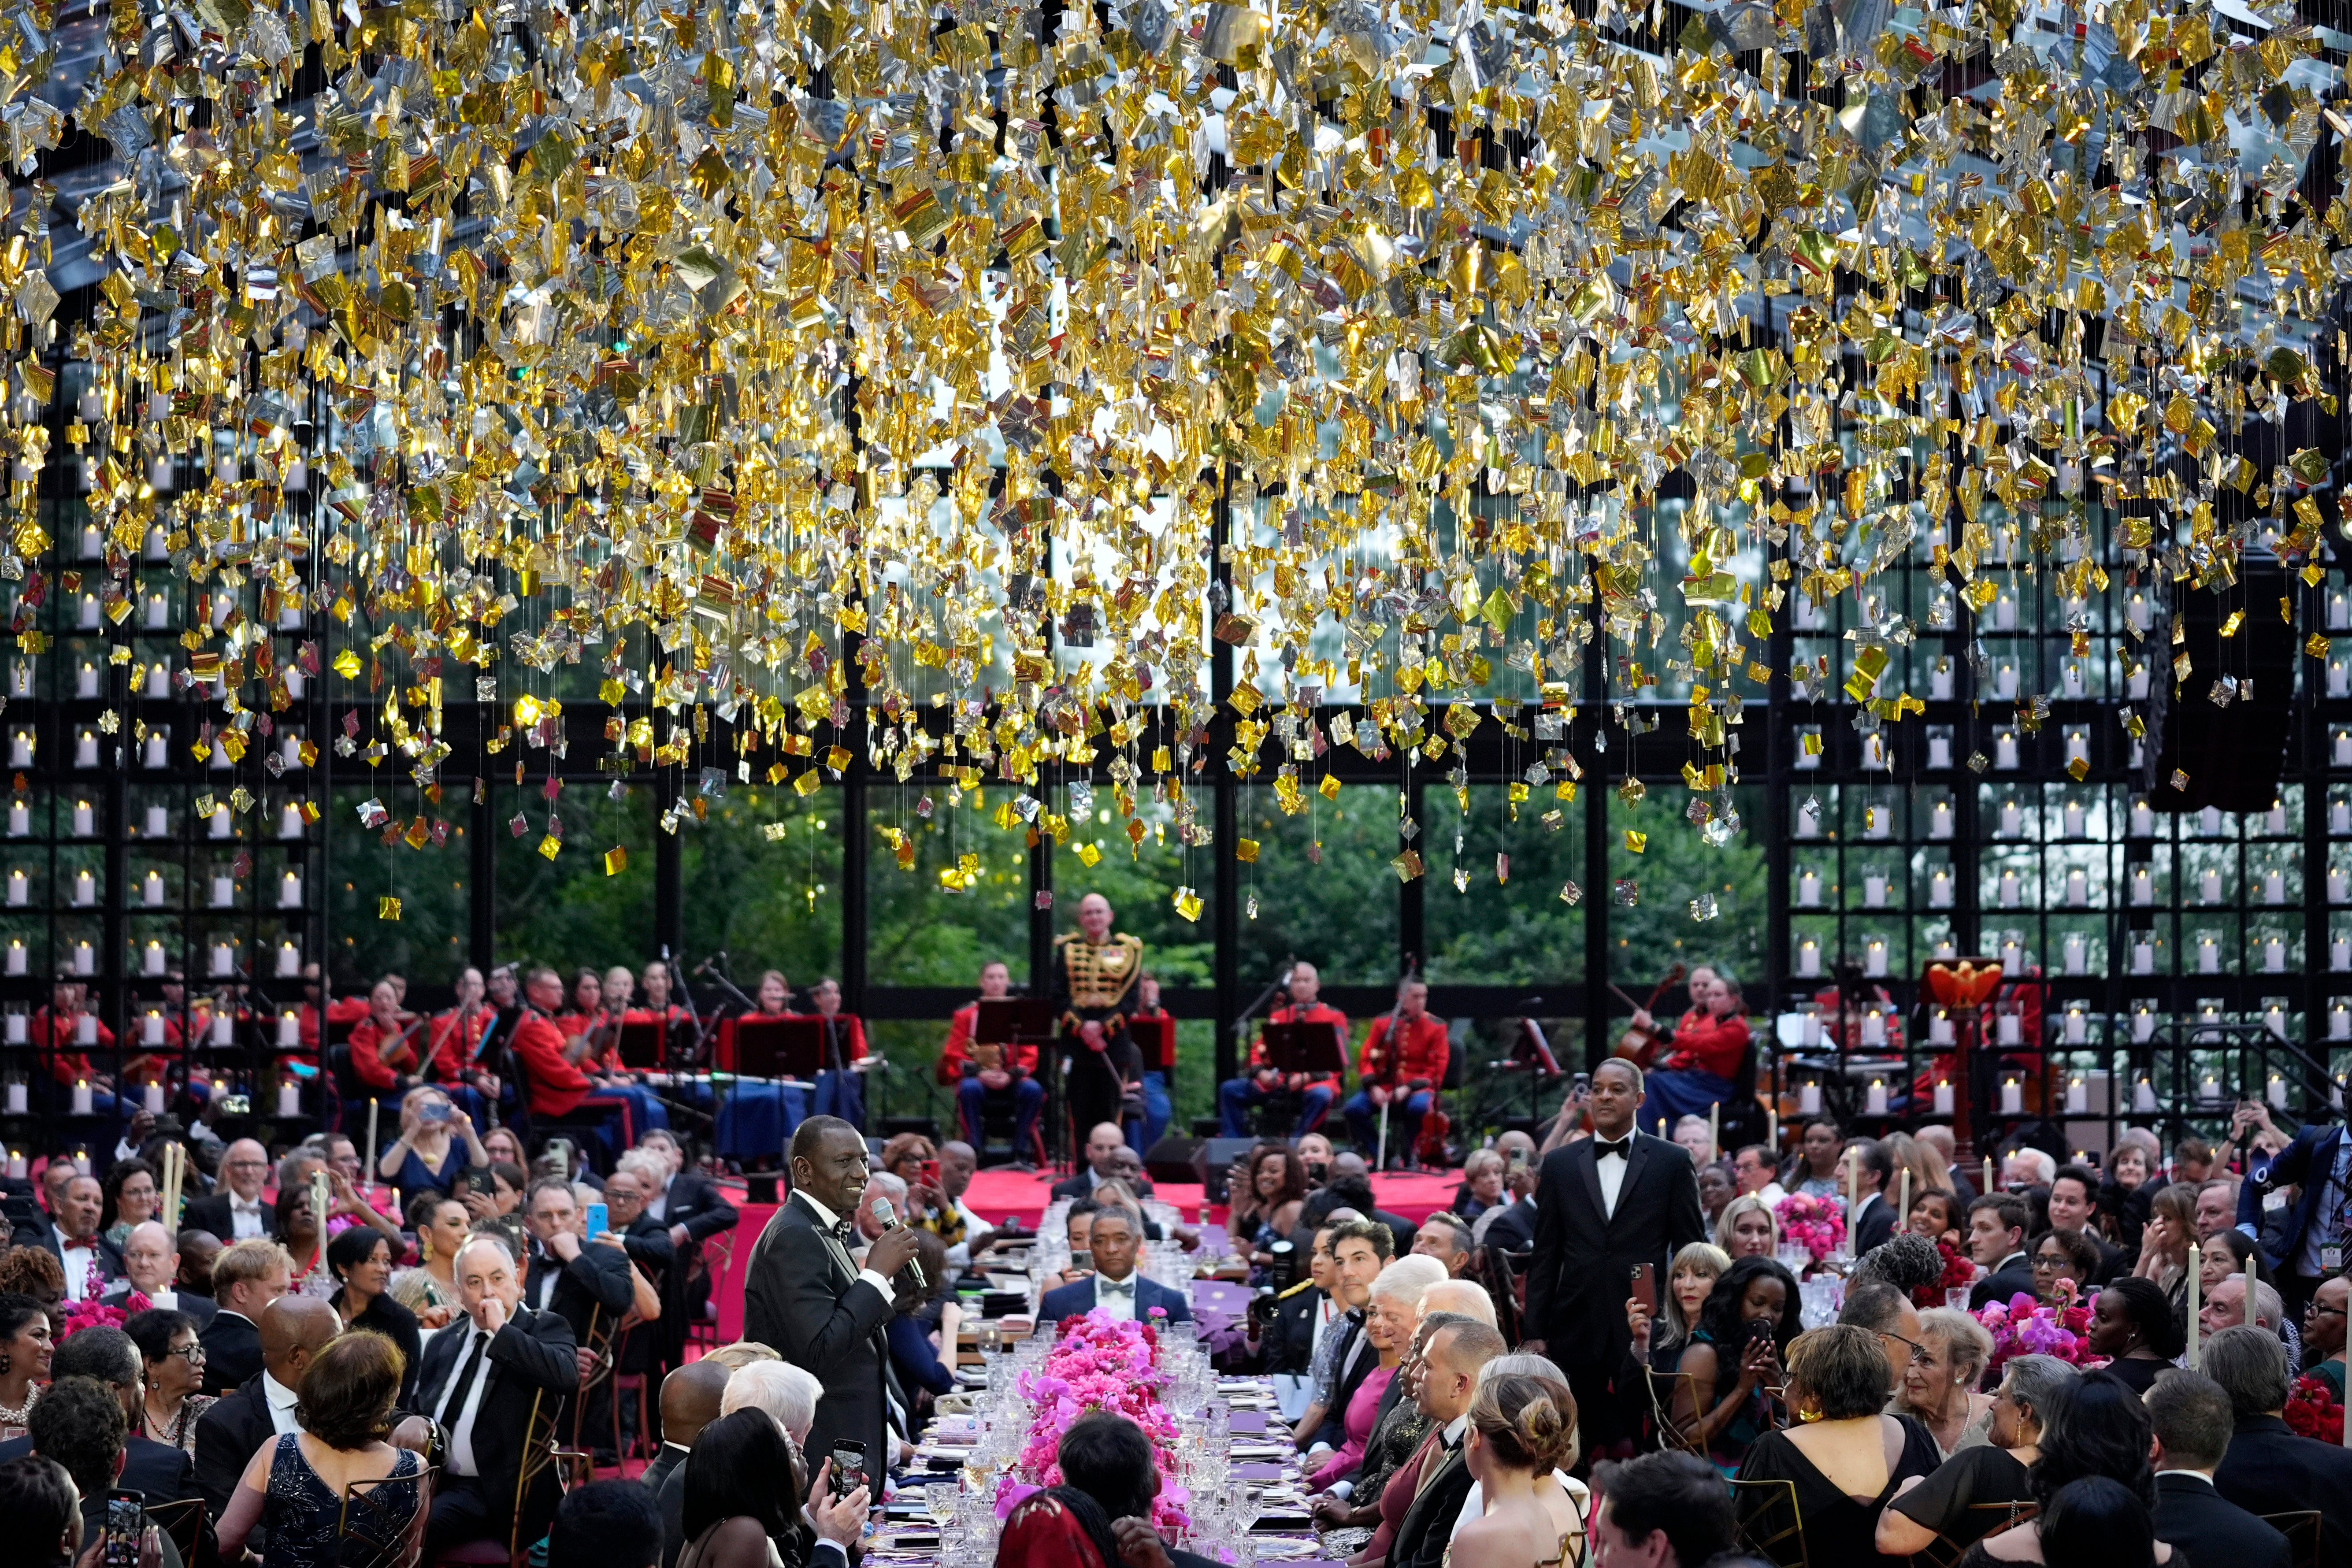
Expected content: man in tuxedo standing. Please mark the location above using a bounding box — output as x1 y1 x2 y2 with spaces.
1522 1058 1706 1460
415 1234 581 1555
742 1115 921 1487
1037 1207 1192 1323
182 1140 275 1242
100 1224 215 1330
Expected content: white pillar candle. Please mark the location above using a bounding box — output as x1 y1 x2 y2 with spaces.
1999 869 2021 907
1865 874 1888 908
1866 807 1890 840
2335 1005 2352 1041
2063 934 2086 974
2000 800 2022 836
2334 591 2350 630
1933 939 1958 960
276 942 299 978
5 733 26 767
2333 869 2348 903
142 805 167 837
144 664 167 699
283 666 304 698
6 941 24 976
2267 801 2289 834
142 734 167 769
4 1151 20 1179
281 736 303 769
278 1081 301 1118
2204 807 2228 835
210 1013 232 1046
2134 1007 2157 1044
1866 1079 1888 1114
1929 734 1952 768
2266 1008 2289 1044
70 1082 90 1116
2132 800 2155 836
278 1011 300 1047
70 871 91 907
1999 1012 2023 1046
1796 801 1821 838
2135 1074 2159 1109
72 727 96 766
1865 939 1888 977
2066 869 2088 907
2065 730 2089 769
2131 867 2154 905
2336 800 2352 835
1930 1011 1955 1045
2264 869 2286 904
208 805 232 838
2269 1072 2289 1107
2200 869 2223 903
2131 938 2155 974
1933 1080 1955 1116
1798 871 1820 907
2335 936 2352 971
141 1011 163 1046
1797 939 1820 977
70 801 92 836
1930 870 1953 908
278 803 304 838
142 940 164 975
209 942 233 977
1 1026 19 1058
1862 1009 1887 1046
70 942 91 976
2264 938 2288 973
209 873 233 908
75 662 98 697
1799 1082 1822 1115
1996 662 2019 698
2002 938 2024 972
3 871 20 908
2001 1077 2023 1113
2063 802 2086 838
2198 935 2221 973
1931 664 1954 700
2066 1072 2088 1109
143 1080 164 1115
1931 801 1954 839
2200 1012 2224 1045
145 593 167 629
141 871 163 907
278 871 302 909
1996 731 2020 768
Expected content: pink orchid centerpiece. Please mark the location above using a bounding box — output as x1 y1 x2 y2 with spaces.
1975 1283 2099 1378
1013 1309 1190 1531
59 1292 146 1340
1773 1192 1847 1263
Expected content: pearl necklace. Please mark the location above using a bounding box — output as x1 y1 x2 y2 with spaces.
0 1383 39 1427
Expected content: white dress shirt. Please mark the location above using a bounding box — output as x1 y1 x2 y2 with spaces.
52 1226 100 1302
1091 1272 1140 1322
796 1192 897 1302
1595 1139 1632 1218
437 1326 494 1477
263 1370 304 1436
226 1195 267 1240
646 1175 673 1224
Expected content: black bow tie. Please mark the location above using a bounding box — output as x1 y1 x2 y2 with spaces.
1593 1138 1632 1159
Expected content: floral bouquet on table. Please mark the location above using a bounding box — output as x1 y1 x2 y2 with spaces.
1908 1238 1976 1310
1774 1192 1847 1263
2284 1376 2345 1444
59 1293 145 1340
1975 1281 2097 1379
1013 1309 1190 1532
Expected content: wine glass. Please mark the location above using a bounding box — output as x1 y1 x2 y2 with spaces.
927 1486 959 1528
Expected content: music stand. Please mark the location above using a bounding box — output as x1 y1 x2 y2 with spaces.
615 1021 664 1071
731 1018 827 1080
1129 1015 1177 1073
1261 1022 1349 1078
974 999 1055 1068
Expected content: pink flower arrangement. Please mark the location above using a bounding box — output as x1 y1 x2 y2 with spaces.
1974 1287 2098 1378
59 1293 147 1340
1015 1310 1190 1531
1908 1238 1975 1310
1773 1193 1846 1263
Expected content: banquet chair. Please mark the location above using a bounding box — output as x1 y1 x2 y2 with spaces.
2259 1510 2321 1568
1643 1368 1706 1458
338 1464 438 1568
1917 1501 2037 1568
433 1389 565 1568
141 1496 208 1568
689 1227 737 1349
1726 1476 1805 1568
568 1310 618 1483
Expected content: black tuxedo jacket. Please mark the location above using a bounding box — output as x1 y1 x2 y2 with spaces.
99 1282 215 1331
742 1193 897 1468
615 1213 675 1374
2154 1472 2290 1568
180 1192 275 1242
192 1379 273 1518
1480 1197 1536 1253
197 1309 262 1395
1524 1133 1705 1368
1853 1192 1898 1255
524 1238 636 1349
657 1171 741 1246
1391 1441 1475 1568
1969 1254 2037 1312
413 1306 579 1538
10 1223 124 1291
2212 1413 2352 1552
1265 1284 1323 1376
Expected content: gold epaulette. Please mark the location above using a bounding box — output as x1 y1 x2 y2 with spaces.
1276 1278 1317 1299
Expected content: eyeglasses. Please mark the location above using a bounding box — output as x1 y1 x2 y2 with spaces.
167 1343 205 1363
2030 1253 2070 1271
2314 1304 2349 1319
1884 1331 1934 1368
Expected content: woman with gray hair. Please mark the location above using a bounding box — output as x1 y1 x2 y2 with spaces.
1878 1354 2075 1556
1895 1307 1998 1457
1308 1256 1444 1490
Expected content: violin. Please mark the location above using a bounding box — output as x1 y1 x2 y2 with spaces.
1609 964 1688 1068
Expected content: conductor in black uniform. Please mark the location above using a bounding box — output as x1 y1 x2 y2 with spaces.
1052 893 1146 1142
742 1115 924 1481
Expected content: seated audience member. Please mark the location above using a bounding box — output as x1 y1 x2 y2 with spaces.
644 1360 729 1510
1696 1164 1735 1228
1038 1206 1192 1324
1673 1257 1802 1471
1002 1411 1215 1568
1788 1117 1847 1198
939 962 1046 1161
1385 1317 1507 1568
1410 1212 1474 1277
1729 1143 1785 1207
2304 1274 2349 1400
1955 1370 2162 1565
1448 1362 1585 1568
1669 1116 1716 1169
2200 1272 2285 1341
1838 1280 1923 1392
2205 1324 2352 1549
1309 1310 1458 1555
1894 1308 1996 1458
2027 1228 2104 1305
2194 1178 2240 1243
1310 1258 1442 1488
1630 968 1751 1137
2022 1476 2172 1568
1966 1196 2034 1310
1877 1354 2073 1557
1713 1194 1777 1260
1219 962 1349 1141
2084 1276 2186 1395
192 1293 338 1523
1625 1242 1729 1374
29 1378 178 1568
1418 1279 1496 1328
101 1224 213 1327
2144 1369 2291 1568
122 1308 211 1454
717 1360 819 1443
1733 1324 1940 1564
0 1324 198 1516
1909 1189 1962 1246
553 1479 665 1568
199 1238 295 1395
674 1409 863 1568
1452 1151 1507 1222
1590 1450 1738 1568
0 1453 80 1568
325 1226 422 1406
2042 1166 2122 1284
215 1330 422 1563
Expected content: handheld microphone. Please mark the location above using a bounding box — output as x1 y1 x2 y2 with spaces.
869 1198 926 1289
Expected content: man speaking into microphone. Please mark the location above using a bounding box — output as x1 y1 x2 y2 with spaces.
745 1115 924 1479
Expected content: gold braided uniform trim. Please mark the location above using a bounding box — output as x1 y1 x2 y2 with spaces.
1056 932 1144 1014
1276 1277 1318 1299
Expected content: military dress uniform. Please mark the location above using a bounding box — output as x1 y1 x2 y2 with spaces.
1051 931 1146 1149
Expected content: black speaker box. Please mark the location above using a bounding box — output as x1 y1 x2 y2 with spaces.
1144 1135 1205 1187
2144 549 2297 813
1189 1136 1261 1203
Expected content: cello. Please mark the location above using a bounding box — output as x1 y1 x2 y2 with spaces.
1608 963 1689 1067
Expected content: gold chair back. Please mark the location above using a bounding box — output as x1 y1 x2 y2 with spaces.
1914 1499 2038 1568
336 1462 438 1568
1726 1475 1805 1568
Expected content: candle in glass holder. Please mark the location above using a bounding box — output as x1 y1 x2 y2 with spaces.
3 1151 20 1179
2200 869 2223 903
1931 800 1953 839
2 870 20 909
2 1073 19 1104
275 942 299 978
2061 1005 2085 1045
143 665 167 699
281 736 303 769
283 666 305 699
1930 869 1953 908
1996 731 2021 768
1865 939 1887 978
278 1081 301 1119
143 804 167 836
2264 938 2288 974
2333 869 2348 904
145 592 167 630
208 805 232 838
143 1080 164 1115
2135 1075 2159 1110
2133 938 2156 974
278 803 303 838
1933 1080 1955 1116
209 942 233 977
2265 1006 2289 1042
1795 801 1821 838
209 873 233 908
141 940 164 976
2264 869 2287 904
6 732 26 767
1996 663 2019 698
1933 938 1958 960
70 1081 91 1116
2066 1074 2089 1111
210 1013 232 1047
2001 1078 2023 1114
5 941 23 976
70 800 92 836
1866 807 1890 841
1999 1011 2023 1046
2066 869 2088 907
2001 938 2023 972
141 1011 163 1046
2269 1073 2289 1108
7 801 26 837
2336 937 2352 971
1866 1079 1888 1115
278 1011 300 1048
1864 874 1888 908
2063 934 2086 974
2063 802 2086 838
1798 871 1820 907
2268 801 2289 834
1797 939 1820 977
2065 731 2089 770
73 729 96 766
278 871 301 909
1929 733 1952 769
2198 936 2221 973
2132 799 2155 836
71 942 91 976
2337 800 2352 835
141 871 163 907
1929 1010 1954 1045
2000 800 2022 836
2130 867 2154 905
1862 1008 1887 1046
2335 1004 2352 1042
1799 1082 1822 1116
1999 869 2021 908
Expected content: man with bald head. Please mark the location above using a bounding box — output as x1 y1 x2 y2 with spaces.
100 1222 215 1328
176 1229 223 1298
1051 892 1146 1152
1220 961 1351 1137
644 1359 727 1495
184 1138 275 1240
193 1293 339 1520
